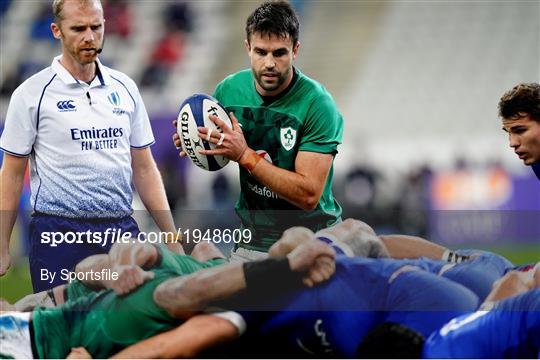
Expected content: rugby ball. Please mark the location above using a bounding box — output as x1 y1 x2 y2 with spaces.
176 94 232 171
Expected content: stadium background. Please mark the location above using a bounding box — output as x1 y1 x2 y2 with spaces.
0 0 538 302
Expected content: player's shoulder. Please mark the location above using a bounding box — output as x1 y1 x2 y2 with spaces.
295 69 337 105
12 66 57 99
105 66 139 92
337 256 423 279
217 69 252 88
296 70 332 97
156 244 202 268
214 69 253 101
496 288 540 311
335 255 379 272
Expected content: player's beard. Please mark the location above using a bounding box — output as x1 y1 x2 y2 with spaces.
61 33 99 65
254 67 290 93
73 46 99 65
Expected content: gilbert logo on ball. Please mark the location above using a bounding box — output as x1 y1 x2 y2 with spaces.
177 94 233 171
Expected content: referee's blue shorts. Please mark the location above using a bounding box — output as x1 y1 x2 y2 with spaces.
28 213 140 292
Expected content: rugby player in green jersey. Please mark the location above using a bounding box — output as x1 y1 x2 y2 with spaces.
0 240 228 358
173 1 344 258
0 237 334 358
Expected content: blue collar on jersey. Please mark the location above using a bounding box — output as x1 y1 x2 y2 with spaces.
51 55 111 86
532 162 540 180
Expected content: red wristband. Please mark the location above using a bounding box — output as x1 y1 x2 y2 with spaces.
240 150 262 173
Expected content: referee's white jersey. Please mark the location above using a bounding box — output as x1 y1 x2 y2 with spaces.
0 55 155 218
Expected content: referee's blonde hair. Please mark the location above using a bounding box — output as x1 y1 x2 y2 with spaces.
52 0 103 24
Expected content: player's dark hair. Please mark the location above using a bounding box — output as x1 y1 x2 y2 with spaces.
355 322 425 358
498 83 540 122
246 1 300 46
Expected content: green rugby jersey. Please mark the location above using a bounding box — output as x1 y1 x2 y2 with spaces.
66 279 94 300
213 68 343 251
32 247 226 358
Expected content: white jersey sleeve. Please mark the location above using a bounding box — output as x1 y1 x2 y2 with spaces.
123 77 154 148
0 83 39 156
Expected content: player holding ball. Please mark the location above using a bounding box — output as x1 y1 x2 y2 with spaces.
174 1 344 261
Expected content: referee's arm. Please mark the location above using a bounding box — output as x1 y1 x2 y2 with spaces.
0 153 28 276
131 147 181 252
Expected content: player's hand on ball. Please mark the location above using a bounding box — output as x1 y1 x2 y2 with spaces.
197 112 248 162
106 265 155 295
172 120 186 157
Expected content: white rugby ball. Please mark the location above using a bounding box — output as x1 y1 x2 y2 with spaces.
176 94 232 171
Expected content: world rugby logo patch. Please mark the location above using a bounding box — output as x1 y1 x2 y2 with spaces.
107 91 120 106
108 91 127 116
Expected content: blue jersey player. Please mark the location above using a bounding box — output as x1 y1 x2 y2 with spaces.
423 289 540 358
87 221 536 358
111 238 480 358
301 219 517 301
357 267 540 359
498 83 540 180
231 256 479 358
323 219 525 301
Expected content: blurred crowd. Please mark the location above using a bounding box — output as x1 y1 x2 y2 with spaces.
0 0 537 259
0 0 193 95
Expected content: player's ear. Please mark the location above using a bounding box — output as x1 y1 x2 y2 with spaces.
51 22 62 40
292 41 300 59
244 39 251 54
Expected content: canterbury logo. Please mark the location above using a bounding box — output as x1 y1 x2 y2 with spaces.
57 100 76 111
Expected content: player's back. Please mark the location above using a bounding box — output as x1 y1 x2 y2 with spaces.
235 256 472 358
32 248 227 358
423 289 540 358
233 257 388 357
254 256 478 357
31 269 178 358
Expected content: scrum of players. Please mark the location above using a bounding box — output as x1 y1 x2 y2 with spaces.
1 219 538 359
1 0 538 357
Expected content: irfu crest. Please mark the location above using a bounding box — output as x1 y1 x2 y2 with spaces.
280 127 297 151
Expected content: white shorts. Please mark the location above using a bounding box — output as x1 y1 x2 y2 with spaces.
0 312 34 359
229 247 268 263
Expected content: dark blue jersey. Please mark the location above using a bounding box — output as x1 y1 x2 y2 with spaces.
532 162 540 180
423 289 540 358
239 257 478 357
438 249 514 301
378 249 513 302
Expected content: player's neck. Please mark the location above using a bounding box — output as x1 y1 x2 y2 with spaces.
59 54 96 83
